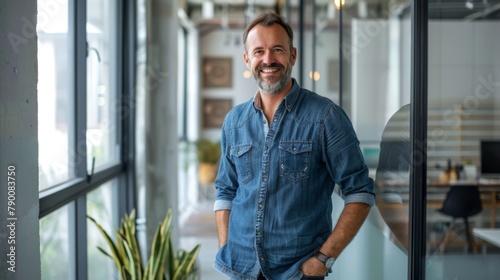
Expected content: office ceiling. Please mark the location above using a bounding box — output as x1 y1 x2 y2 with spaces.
183 0 500 23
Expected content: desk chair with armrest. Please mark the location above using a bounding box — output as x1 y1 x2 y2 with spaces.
434 184 483 254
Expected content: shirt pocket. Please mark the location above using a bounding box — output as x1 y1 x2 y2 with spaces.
279 141 312 182
230 143 253 184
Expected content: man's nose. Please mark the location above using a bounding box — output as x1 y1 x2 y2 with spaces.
262 51 276 65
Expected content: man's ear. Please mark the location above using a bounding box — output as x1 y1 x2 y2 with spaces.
291 47 297 66
243 52 250 69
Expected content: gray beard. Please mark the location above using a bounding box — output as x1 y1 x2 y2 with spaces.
255 71 291 95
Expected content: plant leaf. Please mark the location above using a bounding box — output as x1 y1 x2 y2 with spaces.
172 245 201 280
121 210 144 277
122 239 140 280
87 215 125 277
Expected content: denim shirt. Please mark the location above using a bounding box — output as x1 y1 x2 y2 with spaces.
213 79 375 280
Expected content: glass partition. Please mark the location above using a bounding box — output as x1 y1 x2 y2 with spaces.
425 2 500 279
338 0 412 279
285 0 411 278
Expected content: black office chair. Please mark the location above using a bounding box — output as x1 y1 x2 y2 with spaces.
435 185 482 254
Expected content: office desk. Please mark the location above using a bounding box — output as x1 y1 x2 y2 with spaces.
428 181 500 228
473 228 500 247
377 179 500 227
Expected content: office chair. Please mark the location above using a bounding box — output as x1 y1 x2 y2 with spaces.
434 185 482 254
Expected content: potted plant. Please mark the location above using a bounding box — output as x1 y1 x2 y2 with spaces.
193 139 221 184
87 209 200 280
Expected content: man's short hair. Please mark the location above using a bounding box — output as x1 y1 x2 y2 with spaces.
243 11 294 52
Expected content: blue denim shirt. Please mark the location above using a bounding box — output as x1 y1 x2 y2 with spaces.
213 79 375 280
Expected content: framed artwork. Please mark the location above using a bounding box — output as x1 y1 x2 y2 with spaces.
202 98 233 128
202 57 232 88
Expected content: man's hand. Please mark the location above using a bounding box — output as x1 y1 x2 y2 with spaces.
300 256 328 276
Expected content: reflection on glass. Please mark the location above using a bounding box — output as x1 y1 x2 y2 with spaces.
87 180 118 279
87 0 120 170
375 104 410 250
40 204 72 280
37 0 72 190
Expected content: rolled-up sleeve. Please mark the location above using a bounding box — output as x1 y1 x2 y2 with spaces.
322 104 376 207
213 118 239 212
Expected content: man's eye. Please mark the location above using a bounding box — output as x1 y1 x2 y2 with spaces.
254 50 263 55
274 48 284 53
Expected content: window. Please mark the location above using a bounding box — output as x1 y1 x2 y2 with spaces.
37 0 135 279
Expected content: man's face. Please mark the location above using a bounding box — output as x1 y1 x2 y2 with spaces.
243 24 296 95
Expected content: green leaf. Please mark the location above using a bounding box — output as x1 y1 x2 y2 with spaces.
172 245 201 280
121 210 144 277
89 209 200 280
87 215 125 276
145 223 169 279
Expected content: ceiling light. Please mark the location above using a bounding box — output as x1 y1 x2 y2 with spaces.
465 0 474 9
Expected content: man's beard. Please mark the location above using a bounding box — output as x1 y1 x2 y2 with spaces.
254 62 291 95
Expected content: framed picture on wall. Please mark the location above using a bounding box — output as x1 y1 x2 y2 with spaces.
203 57 233 88
202 98 233 128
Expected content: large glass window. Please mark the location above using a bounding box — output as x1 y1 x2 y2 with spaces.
38 0 134 279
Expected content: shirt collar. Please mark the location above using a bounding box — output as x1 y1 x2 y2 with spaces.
252 78 301 112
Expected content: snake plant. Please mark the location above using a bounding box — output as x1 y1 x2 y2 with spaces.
88 209 200 280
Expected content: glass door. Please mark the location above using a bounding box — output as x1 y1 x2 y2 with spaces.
424 2 500 279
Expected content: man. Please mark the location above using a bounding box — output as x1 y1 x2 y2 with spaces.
213 11 375 280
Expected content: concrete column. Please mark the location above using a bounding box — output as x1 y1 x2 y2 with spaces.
0 0 40 279
143 0 180 249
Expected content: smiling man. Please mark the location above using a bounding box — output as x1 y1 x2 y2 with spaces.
213 11 375 280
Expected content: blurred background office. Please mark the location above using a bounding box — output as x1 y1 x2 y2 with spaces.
1 0 500 279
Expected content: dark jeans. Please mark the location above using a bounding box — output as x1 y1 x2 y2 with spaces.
257 272 325 280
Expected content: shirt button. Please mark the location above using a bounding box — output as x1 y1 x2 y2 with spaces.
258 204 263 208
273 118 277 122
